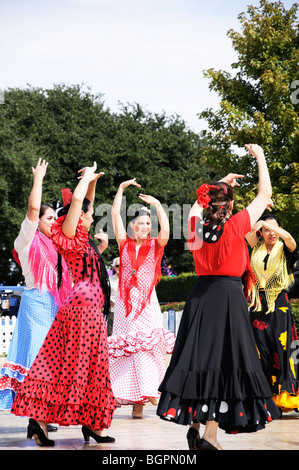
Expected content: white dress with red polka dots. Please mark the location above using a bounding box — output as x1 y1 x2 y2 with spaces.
108 238 175 405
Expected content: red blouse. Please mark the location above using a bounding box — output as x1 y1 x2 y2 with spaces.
50 215 90 283
189 209 251 277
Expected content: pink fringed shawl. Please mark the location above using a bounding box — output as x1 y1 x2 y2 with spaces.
14 231 71 307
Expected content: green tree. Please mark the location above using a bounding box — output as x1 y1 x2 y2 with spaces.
0 85 208 283
199 0 299 240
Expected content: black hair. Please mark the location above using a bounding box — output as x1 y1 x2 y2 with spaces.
130 207 151 222
205 182 234 224
39 204 53 218
56 197 91 218
88 238 111 319
260 213 281 226
38 204 64 290
56 196 110 318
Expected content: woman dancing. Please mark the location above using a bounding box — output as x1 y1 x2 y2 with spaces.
108 179 175 418
0 159 71 413
11 162 116 446
246 213 299 412
157 144 281 450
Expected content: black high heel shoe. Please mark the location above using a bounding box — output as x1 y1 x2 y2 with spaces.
27 419 55 447
186 427 200 450
82 426 115 444
197 438 219 450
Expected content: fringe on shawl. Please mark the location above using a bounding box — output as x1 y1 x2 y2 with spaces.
248 241 294 314
118 236 164 320
28 232 71 307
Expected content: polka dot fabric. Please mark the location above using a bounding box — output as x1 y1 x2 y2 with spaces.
0 289 58 410
11 218 116 431
108 238 175 405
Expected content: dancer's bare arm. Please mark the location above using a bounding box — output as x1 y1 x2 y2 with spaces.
139 194 170 247
245 144 272 227
62 162 97 238
112 178 141 246
27 158 49 222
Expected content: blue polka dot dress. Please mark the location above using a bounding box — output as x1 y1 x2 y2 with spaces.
0 289 58 409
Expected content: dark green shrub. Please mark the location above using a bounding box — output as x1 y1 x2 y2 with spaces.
157 272 197 303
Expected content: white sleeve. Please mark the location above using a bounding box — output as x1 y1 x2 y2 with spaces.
14 216 39 253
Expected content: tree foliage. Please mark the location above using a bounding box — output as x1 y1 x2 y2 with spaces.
199 0 299 240
0 84 209 283
1 2 297 284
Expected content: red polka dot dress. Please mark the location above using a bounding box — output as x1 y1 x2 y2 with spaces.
11 216 116 431
108 236 176 405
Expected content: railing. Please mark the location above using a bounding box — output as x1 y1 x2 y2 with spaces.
0 316 17 355
163 309 182 334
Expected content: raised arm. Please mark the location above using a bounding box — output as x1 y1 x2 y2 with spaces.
94 229 109 254
246 219 296 252
139 194 170 248
245 144 272 227
27 158 49 222
188 200 202 221
62 162 97 239
111 178 141 246
84 171 105 206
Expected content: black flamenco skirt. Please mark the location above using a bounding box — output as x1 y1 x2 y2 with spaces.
157 276 281 434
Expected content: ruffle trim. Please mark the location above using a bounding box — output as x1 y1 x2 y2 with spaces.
159 368 273 402
11 377 116 430
0 376 21 393
0 362 28 391
108 328 176 358
51 215 89 258
157 392 280 433
273 391 299 411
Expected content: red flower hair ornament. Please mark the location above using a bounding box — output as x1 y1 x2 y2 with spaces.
196 184 219 209
61 188 73 207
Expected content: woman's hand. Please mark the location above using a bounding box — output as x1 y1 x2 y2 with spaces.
32 158 48 180
90 172 105 182
219 173 244 187
266 199 274 212
78 162 97 181
138 193 161 207
251 220 264 233
244 144 265 160
94 229 108 253
120 178 141 190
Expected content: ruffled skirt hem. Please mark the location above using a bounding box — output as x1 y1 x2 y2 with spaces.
108 327 175 358
11 377 115 430
157 392 281 433
0 363 27 410
273 391 299 411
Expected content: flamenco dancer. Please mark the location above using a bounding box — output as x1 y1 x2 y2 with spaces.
156 144 281 450
11 162 116 446
0 159 71 417
108 179 175 418
246 213 299 411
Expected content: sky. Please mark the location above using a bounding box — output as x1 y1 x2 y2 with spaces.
0 0 296 132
